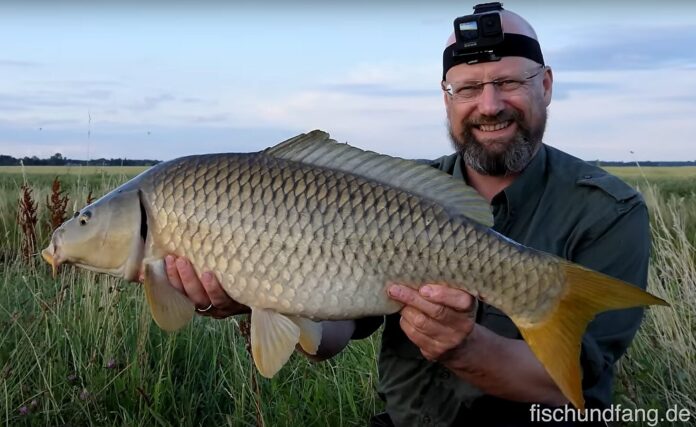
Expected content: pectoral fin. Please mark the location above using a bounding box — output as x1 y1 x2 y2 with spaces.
250 308 301 378
291 317 323 355
143 260 195 332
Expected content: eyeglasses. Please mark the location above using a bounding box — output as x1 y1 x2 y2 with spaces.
442 66 546 103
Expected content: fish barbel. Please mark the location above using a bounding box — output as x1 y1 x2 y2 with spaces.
41 130 667 409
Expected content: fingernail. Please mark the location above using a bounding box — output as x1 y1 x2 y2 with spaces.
388 285 401 298
175 257 186 268
165 255 174 265
420 286 432 298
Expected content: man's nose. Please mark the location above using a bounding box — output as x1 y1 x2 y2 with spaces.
476 83 505 117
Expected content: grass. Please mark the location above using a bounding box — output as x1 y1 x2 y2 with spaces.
1 166 694 426
0 166 149 176
613 184 696 421
0 266 381 426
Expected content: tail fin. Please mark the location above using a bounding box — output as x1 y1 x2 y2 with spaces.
513 263 668 411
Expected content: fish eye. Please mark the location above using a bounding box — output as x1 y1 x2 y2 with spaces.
79 211 92 226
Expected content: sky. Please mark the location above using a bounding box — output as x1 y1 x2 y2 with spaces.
0 0 695 162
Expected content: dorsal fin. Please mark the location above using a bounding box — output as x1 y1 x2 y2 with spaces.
265 130 493 227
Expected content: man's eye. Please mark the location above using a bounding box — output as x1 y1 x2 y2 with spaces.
498 79 523 90
456 85 479 95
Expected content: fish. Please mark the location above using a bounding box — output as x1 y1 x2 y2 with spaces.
41 130 667 410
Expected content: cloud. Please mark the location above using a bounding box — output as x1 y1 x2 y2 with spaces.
126 93 176 112
0 59 41 68
547 24 696 71
0 122 299 160
0 90 111 110
552 81 619 101
320 83 434 98
546 68 696 161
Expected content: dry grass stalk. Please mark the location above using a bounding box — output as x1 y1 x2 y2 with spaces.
18 183 38 263
46 176 69 231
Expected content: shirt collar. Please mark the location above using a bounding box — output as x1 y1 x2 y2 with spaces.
491 144 548 219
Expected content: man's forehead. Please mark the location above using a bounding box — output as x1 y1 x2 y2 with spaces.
445 56 536 81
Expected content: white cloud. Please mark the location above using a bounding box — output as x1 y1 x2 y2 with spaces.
547 68 696 160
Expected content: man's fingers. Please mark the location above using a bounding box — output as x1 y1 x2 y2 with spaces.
176 257 210 308
165 255 184 292
388 284 450 321
399 316 446 361
200 272 232 308
419 284 476 314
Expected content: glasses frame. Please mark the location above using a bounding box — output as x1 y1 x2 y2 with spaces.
442 65 547 103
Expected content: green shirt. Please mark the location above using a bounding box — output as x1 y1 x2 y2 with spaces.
356 144 650 427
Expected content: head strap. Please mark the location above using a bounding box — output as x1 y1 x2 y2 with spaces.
443 33 545 80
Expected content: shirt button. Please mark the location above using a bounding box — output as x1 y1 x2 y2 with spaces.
422 415 431 425
439 369 450 380
583 174 592 179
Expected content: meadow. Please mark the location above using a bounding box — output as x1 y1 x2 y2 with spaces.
0 165 694 426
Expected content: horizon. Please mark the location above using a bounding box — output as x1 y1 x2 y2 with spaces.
4 151 696 165
1 1 695 162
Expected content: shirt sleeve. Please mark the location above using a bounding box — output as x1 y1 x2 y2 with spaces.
570 200 651 406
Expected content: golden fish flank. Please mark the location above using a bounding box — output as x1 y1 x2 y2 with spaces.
41 130 668 410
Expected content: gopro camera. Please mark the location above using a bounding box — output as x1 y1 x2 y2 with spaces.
453 2 504 53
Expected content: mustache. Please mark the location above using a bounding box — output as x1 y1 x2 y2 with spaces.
466 110 523 127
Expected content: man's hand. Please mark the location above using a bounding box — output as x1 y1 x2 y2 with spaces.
388 284 477 362
164 255 250 318
389 283 568 405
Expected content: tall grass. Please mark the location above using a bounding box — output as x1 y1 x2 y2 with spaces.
1 169 694 426
615 184 696 420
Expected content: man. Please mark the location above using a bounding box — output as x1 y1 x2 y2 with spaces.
163 5 650 426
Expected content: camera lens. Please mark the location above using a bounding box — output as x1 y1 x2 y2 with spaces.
480 14 502 37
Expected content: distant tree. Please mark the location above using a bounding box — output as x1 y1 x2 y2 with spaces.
0 155 17 166
48 153 66 166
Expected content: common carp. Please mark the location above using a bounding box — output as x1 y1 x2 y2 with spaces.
41 130 667 409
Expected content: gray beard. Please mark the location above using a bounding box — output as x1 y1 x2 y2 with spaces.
448 108 547 177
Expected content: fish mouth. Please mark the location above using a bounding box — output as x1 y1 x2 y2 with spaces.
41 244 61 278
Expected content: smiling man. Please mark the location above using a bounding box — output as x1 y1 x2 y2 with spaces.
163 4 651 426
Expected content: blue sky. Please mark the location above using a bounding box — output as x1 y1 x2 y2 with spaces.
1 1 694 162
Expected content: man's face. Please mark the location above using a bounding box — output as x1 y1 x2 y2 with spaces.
444 56 553 176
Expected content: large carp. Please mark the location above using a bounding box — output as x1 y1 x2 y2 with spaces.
41 130 666 409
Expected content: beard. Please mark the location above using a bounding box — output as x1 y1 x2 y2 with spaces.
448 107 547 177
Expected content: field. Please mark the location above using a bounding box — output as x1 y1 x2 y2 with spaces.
0 165 694 426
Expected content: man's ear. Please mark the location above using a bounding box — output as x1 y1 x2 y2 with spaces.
542 66 553 106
